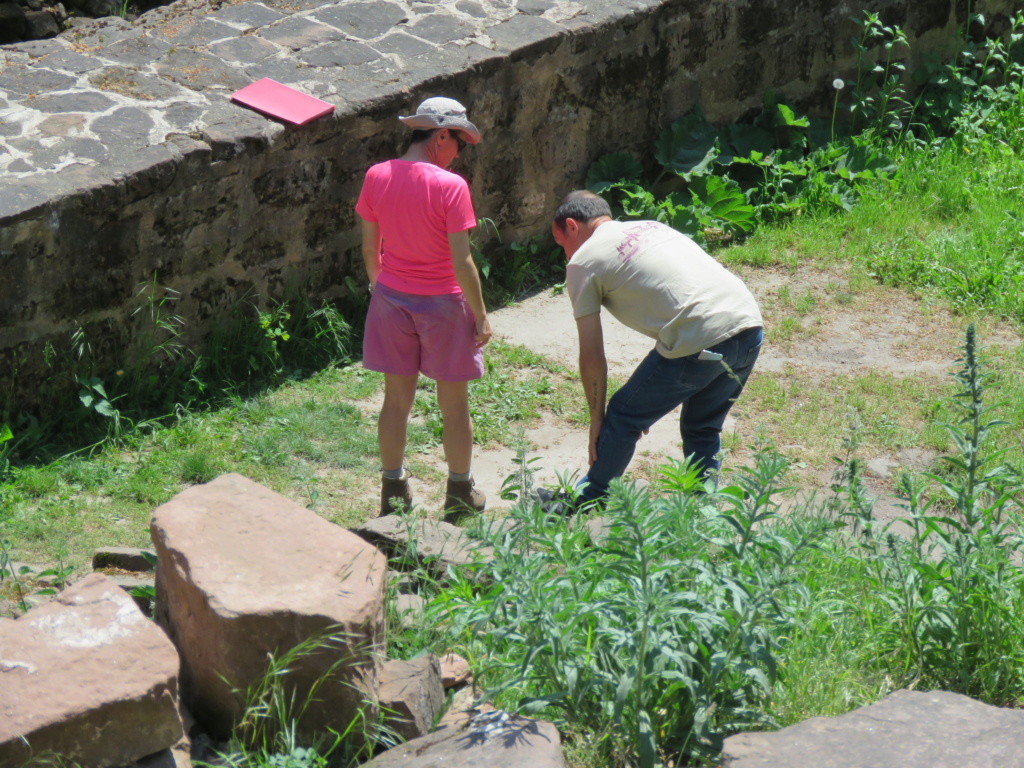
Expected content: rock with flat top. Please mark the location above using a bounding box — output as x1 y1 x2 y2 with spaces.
0 573 183 767
354 516 493 573
93 546 156 572
722 689 1024 767
379 655 444 741
151 473 387 741
364 710 565 768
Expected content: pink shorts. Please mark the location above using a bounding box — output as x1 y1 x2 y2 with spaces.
363 283 484 382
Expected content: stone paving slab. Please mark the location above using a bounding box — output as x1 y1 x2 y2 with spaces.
0 0 617 219
722 689 1024 768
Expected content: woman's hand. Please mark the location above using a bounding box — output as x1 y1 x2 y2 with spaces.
474 315 492 347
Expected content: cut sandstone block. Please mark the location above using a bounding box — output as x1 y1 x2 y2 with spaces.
379 655 445 742
151 473 388 740
0 573 183 767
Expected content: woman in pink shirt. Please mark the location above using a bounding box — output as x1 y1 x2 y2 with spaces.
356 97 492 521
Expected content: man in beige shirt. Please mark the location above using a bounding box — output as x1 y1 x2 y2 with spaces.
551 190 763 507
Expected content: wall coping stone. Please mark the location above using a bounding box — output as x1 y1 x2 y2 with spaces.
0 0 626 223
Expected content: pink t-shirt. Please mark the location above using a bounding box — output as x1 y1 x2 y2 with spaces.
355 160 477 295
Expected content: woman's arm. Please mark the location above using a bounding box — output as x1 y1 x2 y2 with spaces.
360 217 382 285
448 230 492 347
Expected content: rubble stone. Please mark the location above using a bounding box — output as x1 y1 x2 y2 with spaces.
439 652 472 689
379 655 445 742
364 710 565 768
0 573 183 767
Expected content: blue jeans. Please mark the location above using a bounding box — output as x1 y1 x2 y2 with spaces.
580 327 763 502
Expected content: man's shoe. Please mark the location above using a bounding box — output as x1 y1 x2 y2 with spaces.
532 487 579 516
380 475 413 516
443 478 486 524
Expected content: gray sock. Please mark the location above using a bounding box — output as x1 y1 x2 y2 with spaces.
382 467 405 480
448 470 472 483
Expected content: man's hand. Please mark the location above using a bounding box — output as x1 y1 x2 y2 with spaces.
588 417 602 465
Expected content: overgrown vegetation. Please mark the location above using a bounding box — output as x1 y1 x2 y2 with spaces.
1 285 362 474
586 10 1024 266
405 325 1024 767
3 8 1024 768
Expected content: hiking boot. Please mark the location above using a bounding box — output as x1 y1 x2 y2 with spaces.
532 487 578 516
443 478 486 524
380 474 413 516
532 487 602 517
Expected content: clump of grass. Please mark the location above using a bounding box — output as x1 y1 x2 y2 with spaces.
206 628 386 768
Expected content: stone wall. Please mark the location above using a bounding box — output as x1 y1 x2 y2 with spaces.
0 0 1018 412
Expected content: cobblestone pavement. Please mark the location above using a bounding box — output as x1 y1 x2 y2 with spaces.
0 0 651 215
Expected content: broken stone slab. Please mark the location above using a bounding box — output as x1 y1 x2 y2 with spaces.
439 652 472 689
486 13 565 55
364 710 565 768
150 473 388 741
0 572 183 768
354 516 494 574
92 546 157 572
722 689 1024 768
309 1 408 39
379 655 444 742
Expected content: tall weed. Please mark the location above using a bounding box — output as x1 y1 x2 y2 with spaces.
433 452 830 766
836 325 1024 702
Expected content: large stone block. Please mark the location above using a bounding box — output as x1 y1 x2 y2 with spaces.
150 473 388 740
0 573 183 768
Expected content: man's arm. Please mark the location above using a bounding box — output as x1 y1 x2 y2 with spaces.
576 311 606 465
360 218 382 284
449 230 492 346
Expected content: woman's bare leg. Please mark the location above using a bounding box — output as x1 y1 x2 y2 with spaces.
435 379 472 474
379 373 418 471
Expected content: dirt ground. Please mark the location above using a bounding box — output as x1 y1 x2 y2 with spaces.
358 264 1022 523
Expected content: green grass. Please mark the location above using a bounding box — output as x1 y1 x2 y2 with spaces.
0 344 585 574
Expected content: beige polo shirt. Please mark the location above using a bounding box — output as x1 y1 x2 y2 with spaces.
566 220 762 358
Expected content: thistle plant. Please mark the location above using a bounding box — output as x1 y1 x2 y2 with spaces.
434 450 826 766
836 325 1024 702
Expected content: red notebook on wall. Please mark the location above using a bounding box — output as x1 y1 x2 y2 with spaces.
231 78 335 125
